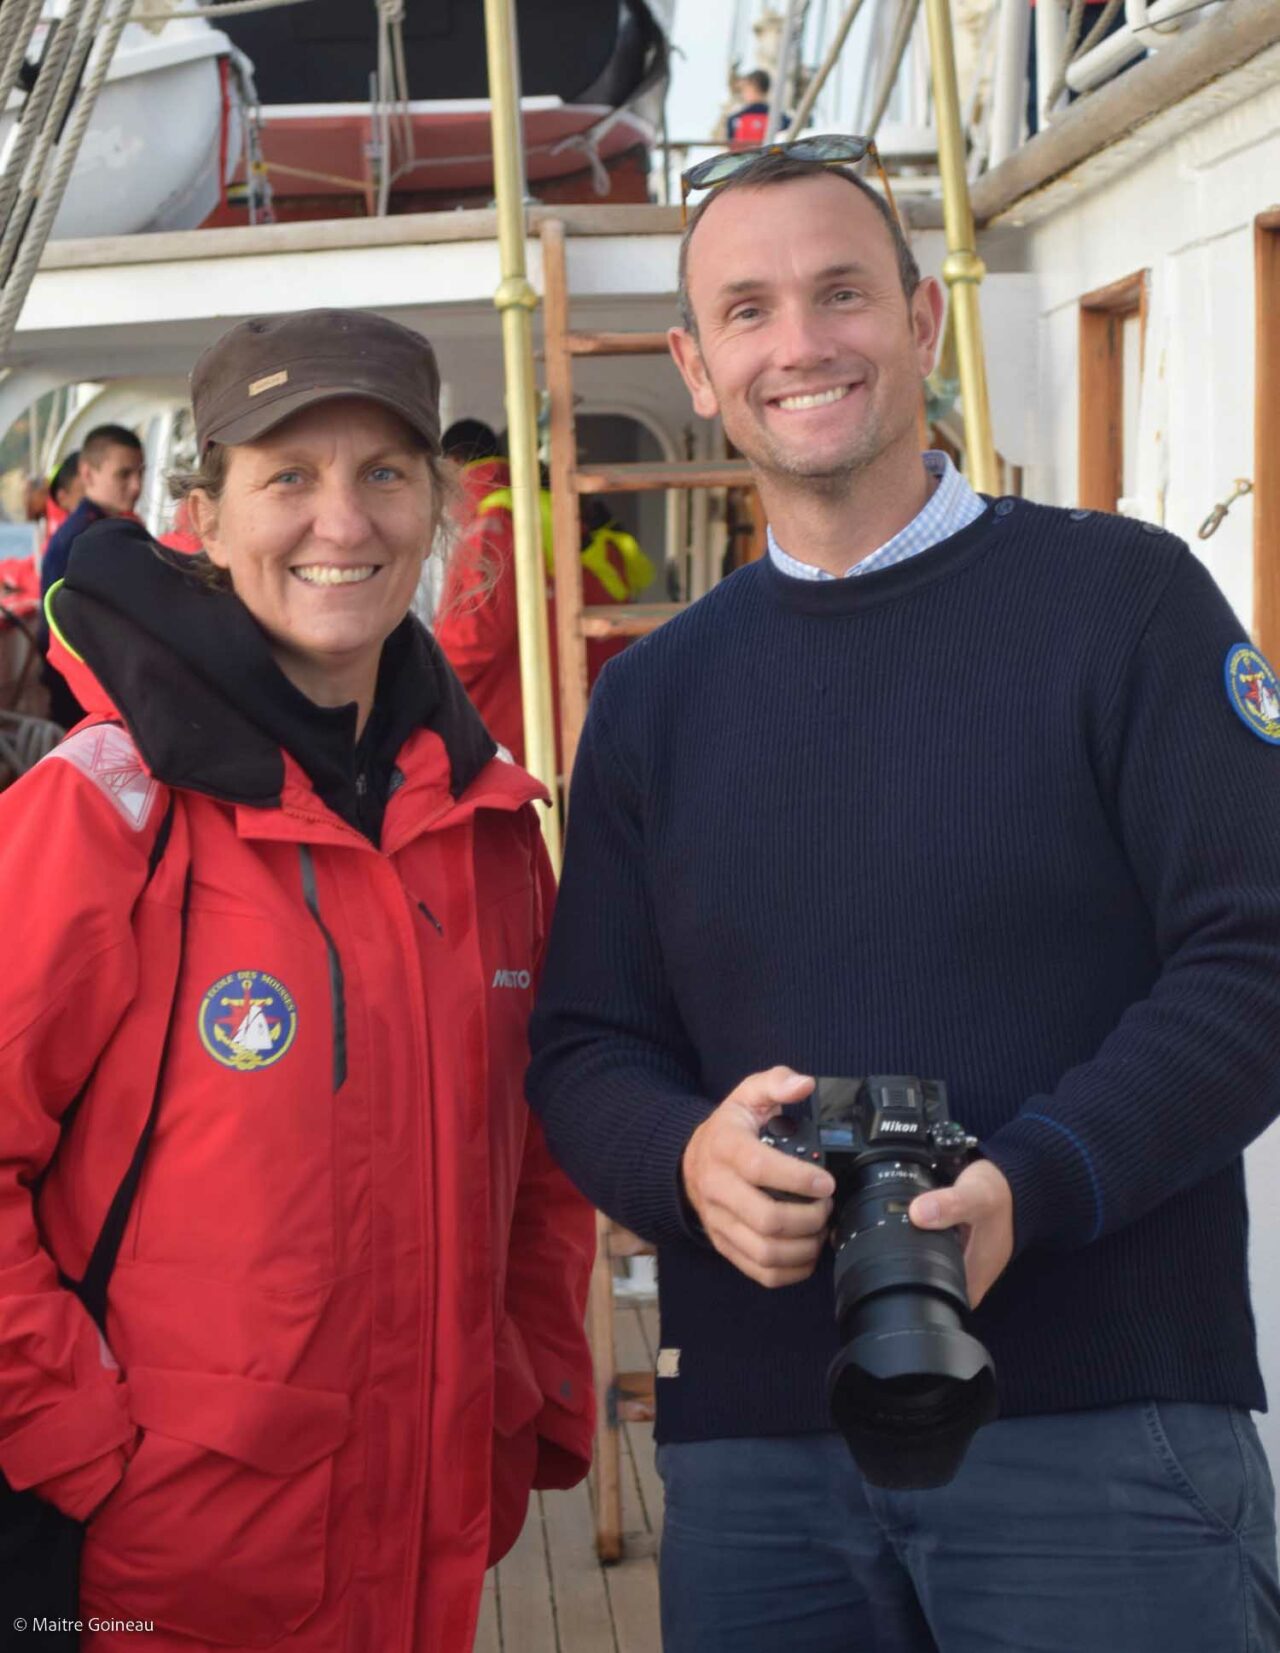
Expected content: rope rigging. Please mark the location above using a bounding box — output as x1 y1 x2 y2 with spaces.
0 0 329 362
0 0 133 358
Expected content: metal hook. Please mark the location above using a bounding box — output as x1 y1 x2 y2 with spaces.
1198 478 1253 541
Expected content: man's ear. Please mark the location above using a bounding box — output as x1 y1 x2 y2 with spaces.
668 326 720 420
912 277 946 378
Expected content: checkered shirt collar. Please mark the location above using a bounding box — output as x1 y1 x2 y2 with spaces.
765 451 985 581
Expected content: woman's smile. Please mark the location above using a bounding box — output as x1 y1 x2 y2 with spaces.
290 563 382 586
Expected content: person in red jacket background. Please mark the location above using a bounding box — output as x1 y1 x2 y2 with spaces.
431 420 524 757
434 421 654 767
156 496 203 555
0 311 593 1652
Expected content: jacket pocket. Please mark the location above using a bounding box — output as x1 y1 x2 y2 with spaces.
525 1334 593 1491
1141 1400 1254 1540
82 1368 351 1647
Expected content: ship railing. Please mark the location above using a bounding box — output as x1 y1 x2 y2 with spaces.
977 0 1235 174
700 0 1245 190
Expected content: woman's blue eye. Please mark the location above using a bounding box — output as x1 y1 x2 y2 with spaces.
369 465 401 483
272 469 305 486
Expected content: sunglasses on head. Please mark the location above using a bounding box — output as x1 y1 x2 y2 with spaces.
679 133 901 232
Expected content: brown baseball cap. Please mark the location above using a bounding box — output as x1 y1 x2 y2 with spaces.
191 308 442 454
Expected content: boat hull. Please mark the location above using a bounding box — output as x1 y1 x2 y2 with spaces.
233 99 657 220
0 25 239 240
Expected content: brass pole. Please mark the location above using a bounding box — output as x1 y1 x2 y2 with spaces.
922 0 999 495
483 0 562 866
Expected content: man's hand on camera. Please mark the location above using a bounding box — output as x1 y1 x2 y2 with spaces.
908 1159 1014 1308
681 1066 835 1289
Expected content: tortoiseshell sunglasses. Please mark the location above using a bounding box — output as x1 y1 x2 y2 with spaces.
679 133 902 231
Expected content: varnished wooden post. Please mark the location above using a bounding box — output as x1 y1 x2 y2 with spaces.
589 1208 623 1562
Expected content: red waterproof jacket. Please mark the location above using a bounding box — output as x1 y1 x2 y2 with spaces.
434 460 645 768
0 531 594 1652
434 459 525 761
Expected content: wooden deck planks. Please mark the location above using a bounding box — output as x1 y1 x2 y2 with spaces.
628 1303 664 1544
604 1556 660 1653
614 1305 662 1548
491 1495 559 1653
472 1574 501 1653
605 1303 662 1653
476 1297 664 1652
542 1479 619 1652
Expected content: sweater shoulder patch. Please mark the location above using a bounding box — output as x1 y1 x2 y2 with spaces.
43 722 160 829
1225 644 1280 746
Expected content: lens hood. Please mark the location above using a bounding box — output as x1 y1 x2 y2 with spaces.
827 1324 997 1490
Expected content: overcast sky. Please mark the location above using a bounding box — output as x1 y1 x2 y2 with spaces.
665 0 743 145
663 0 876 148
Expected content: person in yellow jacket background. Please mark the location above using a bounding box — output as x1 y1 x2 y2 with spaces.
434 426 654 768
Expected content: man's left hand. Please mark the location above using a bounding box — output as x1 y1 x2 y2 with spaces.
908 1160 1014 1308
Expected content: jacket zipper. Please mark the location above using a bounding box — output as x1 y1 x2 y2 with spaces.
298 845 348 1091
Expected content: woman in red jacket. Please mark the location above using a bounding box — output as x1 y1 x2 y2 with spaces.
0 310 594 1652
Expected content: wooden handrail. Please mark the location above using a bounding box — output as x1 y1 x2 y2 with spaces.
565 330 672 357
574 460 754 494
579 603 687 638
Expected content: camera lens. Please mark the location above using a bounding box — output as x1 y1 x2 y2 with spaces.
825 1159 997 1490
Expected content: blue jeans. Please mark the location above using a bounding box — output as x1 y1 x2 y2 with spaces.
657 1405 1280 1652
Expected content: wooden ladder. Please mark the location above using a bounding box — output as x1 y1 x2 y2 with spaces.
539 217 754 1563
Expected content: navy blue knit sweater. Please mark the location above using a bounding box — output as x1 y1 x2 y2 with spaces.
527 499 1280 1441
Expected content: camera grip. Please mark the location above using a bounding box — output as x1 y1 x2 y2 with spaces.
760 1106 824 1202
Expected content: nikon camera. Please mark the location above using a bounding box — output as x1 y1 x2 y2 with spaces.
761 1075 997 1490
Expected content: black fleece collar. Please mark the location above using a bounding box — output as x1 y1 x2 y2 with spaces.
55 519 496 830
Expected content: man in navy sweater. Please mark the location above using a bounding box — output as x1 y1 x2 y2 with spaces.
527 151 1280 1651
39 423 144 728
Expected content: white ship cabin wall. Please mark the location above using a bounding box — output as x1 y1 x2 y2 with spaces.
920 64 1280 1479
968 67 1278 628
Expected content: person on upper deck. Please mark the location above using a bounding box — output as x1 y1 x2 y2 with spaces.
0 308 594 1653
726 68 788 147
526 143 1280 1653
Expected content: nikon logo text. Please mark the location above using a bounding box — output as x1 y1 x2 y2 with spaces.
492 969 532 989
879 1120 917 1134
